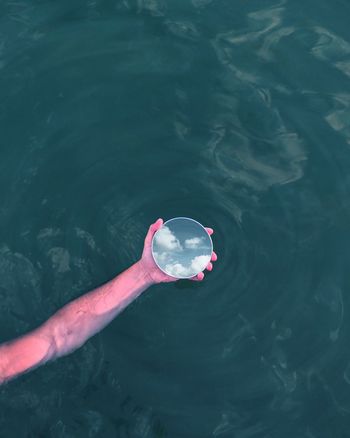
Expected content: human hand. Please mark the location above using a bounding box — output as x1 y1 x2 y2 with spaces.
138 218 218 285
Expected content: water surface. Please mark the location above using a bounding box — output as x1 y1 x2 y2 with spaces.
1 1 350 437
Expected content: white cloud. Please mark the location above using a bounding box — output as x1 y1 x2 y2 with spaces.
184 236 205 249
153 251 172 263
165 262 193 277
164 254 211 278
154 226 183 251
190 255 210 272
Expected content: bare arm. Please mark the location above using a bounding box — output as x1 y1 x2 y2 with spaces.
0 218 216 386
0 260 153 385
44 260 153 357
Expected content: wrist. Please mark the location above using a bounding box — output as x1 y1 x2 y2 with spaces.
134 259 156 287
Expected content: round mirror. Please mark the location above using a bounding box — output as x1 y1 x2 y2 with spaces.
151 217 213 279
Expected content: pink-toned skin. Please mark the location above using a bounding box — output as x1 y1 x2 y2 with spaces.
0 218 217 386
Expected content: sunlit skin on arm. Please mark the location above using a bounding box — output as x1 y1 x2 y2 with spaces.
0 218 217 386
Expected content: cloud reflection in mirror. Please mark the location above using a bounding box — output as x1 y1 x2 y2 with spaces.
152 217 213 278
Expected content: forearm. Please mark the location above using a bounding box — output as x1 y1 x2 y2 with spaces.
0 260 153 385
0 326 54 385
46 260 153 358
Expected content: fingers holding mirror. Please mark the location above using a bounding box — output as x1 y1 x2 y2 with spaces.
189 271 205 282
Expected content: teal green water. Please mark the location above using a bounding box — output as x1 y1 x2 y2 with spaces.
1 0 350 436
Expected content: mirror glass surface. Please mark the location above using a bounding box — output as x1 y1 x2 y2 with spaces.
151 217 213 279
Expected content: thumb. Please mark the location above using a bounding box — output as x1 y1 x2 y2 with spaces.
144 218 163 246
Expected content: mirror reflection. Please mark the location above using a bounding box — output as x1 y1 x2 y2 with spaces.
152 217 213 279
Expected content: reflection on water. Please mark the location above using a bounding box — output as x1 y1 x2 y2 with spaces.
1 0 350 436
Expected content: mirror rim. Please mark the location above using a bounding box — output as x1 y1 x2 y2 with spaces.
151 216 214 279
